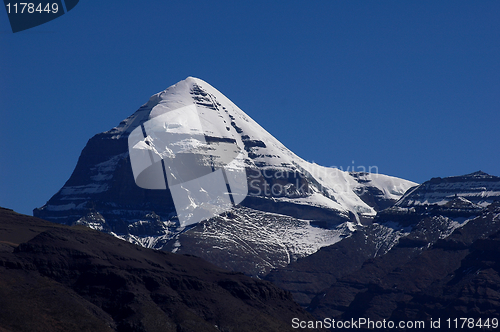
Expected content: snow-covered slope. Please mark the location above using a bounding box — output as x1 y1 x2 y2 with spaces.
34 77 417 276
114 77 415 220
395 171 500 208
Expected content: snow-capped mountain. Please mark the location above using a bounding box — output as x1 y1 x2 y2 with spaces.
34 77 416 276
266 171 500 308
394 170 500 208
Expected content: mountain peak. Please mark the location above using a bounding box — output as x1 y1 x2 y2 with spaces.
34 77 417 276
104 77 215 139
184 76 205 84
462 170 494 178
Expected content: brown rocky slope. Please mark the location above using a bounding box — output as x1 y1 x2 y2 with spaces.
0 207 325 332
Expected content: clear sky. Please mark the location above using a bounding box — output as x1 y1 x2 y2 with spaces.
1 1 499 215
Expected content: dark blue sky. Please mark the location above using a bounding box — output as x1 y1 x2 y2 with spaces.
1 1 499 215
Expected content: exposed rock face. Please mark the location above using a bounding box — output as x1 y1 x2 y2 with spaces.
266 172 500 320
33 77 415 276
265 223 409 307
308 203 500 322
394 171 500 208
0 208 326 332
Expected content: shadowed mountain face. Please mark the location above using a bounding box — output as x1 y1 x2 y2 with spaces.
265 172 500 324
308 202 500 322
0 207 326 332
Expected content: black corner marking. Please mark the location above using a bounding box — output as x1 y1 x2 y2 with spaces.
64 0 78 12
4 0 79 33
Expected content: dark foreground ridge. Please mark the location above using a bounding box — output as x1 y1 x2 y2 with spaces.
0 207 325 332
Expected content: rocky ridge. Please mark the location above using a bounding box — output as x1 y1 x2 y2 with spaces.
265 172 500 323
0 207 326 332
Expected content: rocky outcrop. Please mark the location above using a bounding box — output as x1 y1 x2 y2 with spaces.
266 172 500 321
308 203 500 322
0 208 325 332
